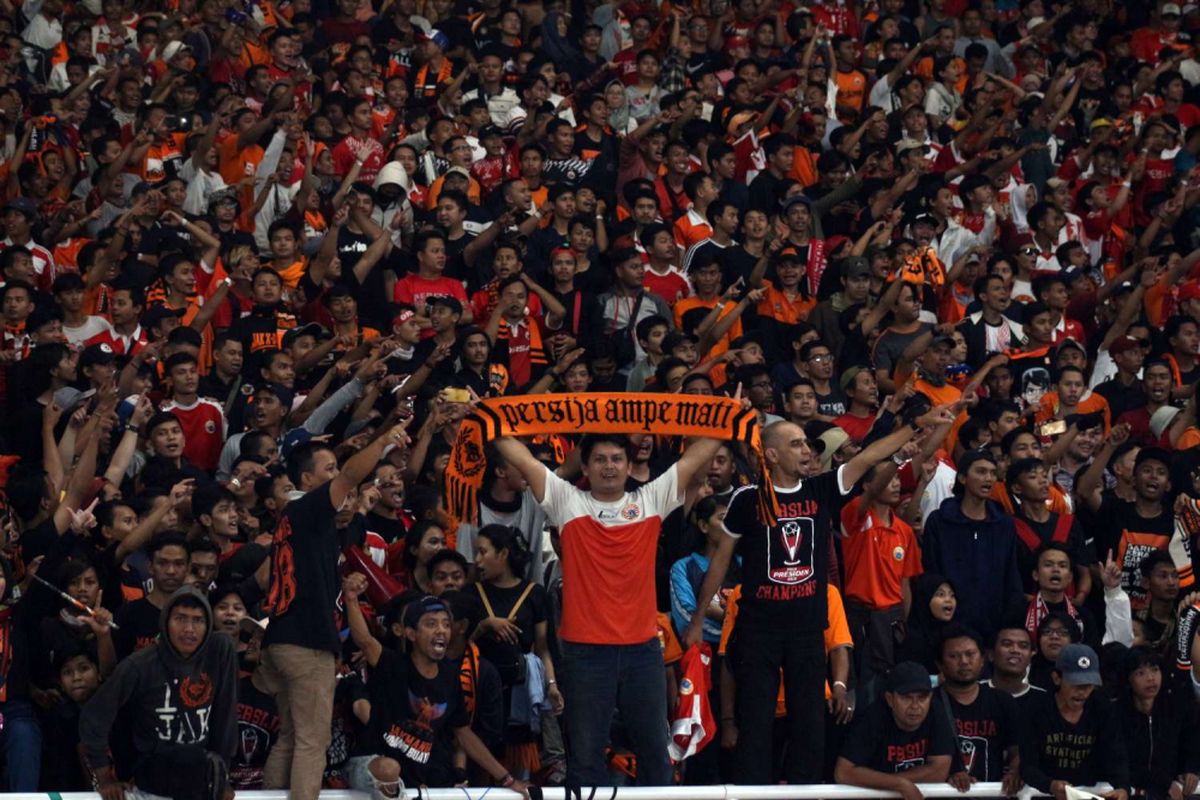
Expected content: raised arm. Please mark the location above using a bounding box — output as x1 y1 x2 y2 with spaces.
341 572 383 666
329 422 410 509
493 436 551 502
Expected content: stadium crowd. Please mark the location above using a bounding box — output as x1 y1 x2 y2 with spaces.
1 0 1200 796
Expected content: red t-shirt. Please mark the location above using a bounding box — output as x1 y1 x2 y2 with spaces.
161 398 226 472
643 267 690 307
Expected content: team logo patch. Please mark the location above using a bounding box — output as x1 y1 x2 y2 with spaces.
1077 656 1091 669
241 384 255 396
679 678 694 696
205 420 216 434
620 503 640 520
893 546 905 561
99 343 113 354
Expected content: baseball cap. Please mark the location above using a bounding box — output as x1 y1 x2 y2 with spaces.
818 427 850 471
79 342 117 369
254 382 295 409
1150 406 1182 439
1135 445 1173 471
281 322 330 349
4 197 37 220
1055 337 1086 356
142 304 186 329
886 661 933 694
662 330 698 354
1054 643 1102 686
930 332 956 349
403 595 452 629
1112 280 1137 296
912 212 938 228
444 165 471 180
895 138 929 156
161 41 192 62
478 124 504 140
842 256 871 279
280 427 313 462
418 28 450 50
839 365 866 393
1162 3 1183 16
1090 117 1115 131
781 194 813 213
1109 335 1142 356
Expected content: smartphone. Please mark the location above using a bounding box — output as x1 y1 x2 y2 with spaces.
442 387 471 404
1039 419 1068 437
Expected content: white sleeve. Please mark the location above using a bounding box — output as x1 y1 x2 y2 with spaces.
538 466 575 528
642 463 683 517
1101 584 1133 646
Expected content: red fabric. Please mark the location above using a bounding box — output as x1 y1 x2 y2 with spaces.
668 643 716 762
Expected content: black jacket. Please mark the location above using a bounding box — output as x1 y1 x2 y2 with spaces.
79 587 238 774
1116 688 1200 799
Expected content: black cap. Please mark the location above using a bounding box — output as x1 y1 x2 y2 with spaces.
142 304 186 329
254 382 295 409
886 661 933 694
281 322 330 349
1135 446 1173 471
403 595 452 629
79 342 117 369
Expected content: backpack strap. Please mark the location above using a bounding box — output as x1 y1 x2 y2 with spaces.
1012 518 1043 552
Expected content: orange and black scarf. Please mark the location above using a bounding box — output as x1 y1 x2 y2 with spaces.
444 394 777 530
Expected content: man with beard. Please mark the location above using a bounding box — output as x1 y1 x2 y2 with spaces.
81 587 238 800
1020 643 1130 800
937 625 1021 790
341 578 528 795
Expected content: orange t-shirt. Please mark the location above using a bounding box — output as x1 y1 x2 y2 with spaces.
218 134 265 186
992 481 1072 516
839 497 922 609
757 281 816 325
1034 391 1112 433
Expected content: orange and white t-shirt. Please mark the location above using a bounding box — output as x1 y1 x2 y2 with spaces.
540 465 681 645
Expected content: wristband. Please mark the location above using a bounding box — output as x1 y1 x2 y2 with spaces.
501 774 516 787
833 680 848 690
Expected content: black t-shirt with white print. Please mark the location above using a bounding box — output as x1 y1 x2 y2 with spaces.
841 696 957 773
360 648 469 786
723 466 850 634
945 684 1021 782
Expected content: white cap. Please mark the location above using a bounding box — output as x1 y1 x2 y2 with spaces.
161 41 191 62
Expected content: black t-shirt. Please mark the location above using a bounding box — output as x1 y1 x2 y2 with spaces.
112 598 162 659
232 673 280 790
724 468 849 633
263 483 346 653
1019 691 1130 792
840 696 957 772
473 581 547 687
1013 512 1095 595
1091 494 1175 608
361 648 469 786
945 684 1021 782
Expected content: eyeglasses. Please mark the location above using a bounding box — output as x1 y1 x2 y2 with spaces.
1020 247 1039 256
1041 627 1070 638
809 354 833 363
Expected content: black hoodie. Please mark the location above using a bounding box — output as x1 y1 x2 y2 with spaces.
79 586 238 774
895 573 959 675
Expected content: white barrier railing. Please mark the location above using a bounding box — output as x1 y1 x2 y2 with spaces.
0 784 1065 800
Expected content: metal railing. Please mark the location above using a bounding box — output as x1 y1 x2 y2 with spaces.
0 784 1054 799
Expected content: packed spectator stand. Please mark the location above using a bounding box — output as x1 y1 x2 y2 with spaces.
0 0 1199 797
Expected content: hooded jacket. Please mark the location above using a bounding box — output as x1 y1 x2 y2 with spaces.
79 586 238 773
922 497 1023 640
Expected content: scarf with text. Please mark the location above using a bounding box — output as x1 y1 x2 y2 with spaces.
444 393 776 529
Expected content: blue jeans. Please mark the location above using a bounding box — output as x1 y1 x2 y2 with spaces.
1 699 40 791
561 639 670 787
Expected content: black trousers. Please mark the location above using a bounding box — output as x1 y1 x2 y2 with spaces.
731 625 826 785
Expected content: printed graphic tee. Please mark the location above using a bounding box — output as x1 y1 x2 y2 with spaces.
723 466 851 634
840 696 957 773
361 648 467 786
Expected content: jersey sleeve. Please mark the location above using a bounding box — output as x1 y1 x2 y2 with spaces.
538 466 576 528
825 586 853 651
640 463 682 518
721 485 759 540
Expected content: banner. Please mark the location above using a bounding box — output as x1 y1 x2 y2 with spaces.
444 393 777 528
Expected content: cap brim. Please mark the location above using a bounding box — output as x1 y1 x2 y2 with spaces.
889 682 934 695
1060 670 1102 687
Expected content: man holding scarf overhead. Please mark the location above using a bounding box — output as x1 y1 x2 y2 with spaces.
491 420 731 787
